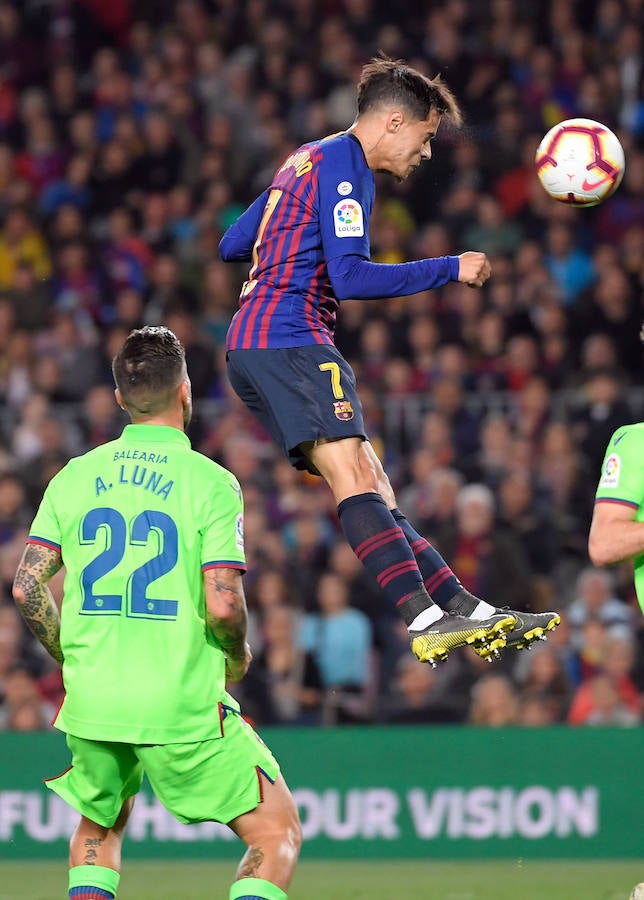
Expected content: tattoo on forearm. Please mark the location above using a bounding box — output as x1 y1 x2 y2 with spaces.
213 576 244 613
13 544 64 666
207 605 246 655
205 569 248 657
83 837 103 865
239 847 264 878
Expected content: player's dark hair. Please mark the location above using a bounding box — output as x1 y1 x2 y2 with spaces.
356 55 463 127
112 326 186 416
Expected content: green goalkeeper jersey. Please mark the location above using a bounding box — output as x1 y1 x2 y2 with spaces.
27 424 246 744
595 423 644 614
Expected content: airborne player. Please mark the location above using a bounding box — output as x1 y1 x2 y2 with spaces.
221 55 560 665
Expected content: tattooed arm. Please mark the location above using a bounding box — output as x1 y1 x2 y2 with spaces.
204 566 251 681
13 543 64 667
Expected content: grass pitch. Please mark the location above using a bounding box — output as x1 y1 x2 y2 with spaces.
1 860 643 900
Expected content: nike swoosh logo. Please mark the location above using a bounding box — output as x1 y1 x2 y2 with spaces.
613 432 626 447
581 172 614 191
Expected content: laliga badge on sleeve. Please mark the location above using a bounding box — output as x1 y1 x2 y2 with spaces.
599 453 621 489
333 200 364 237
235 514 244 551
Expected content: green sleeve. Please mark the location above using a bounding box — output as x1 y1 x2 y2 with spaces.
595 426 643 508
200 471 246 572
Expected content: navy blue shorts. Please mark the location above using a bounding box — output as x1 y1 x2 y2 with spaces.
227 345 366 472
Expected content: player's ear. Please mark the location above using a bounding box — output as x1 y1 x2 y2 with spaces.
386 109 404 133
114 388 126 411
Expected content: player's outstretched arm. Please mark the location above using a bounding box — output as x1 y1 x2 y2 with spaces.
326 250 491 301
204 566 252 681
12 543 64 666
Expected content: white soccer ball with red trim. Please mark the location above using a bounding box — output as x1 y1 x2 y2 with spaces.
535 118 625 206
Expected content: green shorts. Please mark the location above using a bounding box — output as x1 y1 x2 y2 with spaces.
45 706 280 828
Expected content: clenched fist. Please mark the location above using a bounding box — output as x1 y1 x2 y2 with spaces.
457 251 491 287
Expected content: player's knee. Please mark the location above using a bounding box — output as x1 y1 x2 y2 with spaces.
376 471 395 507
354 468 379 494
252 813 301 865
354 447 380 489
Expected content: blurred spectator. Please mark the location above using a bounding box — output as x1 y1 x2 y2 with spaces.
144 250 196 319
460 415 513 489
79 384 125 449
246 567 296 649
397 459 463 538
11 392 51 464
573 263 643 378
254 605 323 725
89 139 136 216
51 239 104 326
431 375 481 459
326 537 402 682
35 310 100 399
101 206 153 297
535 421 594 558
5 261 51 331
514 643 573 722
567 673 640 726
568 636 644 725
0 473 32 545
463 194 524 257
504 334 541 394
15 114 66 199
497 470 559 576
436 482 534 611
544 221 595 305
18 415 73 509
132 109 184 194
518 692 562 726
0 206 51 288
299 572 374 723
0 666 55 731
566 566 635 642
571 617 612 686
164 305 215 398
283 512 334 608
0 605 21 704
570 367 634 476
417 411 457 469
383 654 463 724
39 152 91 217
468 673 520 726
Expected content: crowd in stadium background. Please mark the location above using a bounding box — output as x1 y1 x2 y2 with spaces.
0 0 642 731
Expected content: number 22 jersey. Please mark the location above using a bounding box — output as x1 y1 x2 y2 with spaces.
27 424 246 744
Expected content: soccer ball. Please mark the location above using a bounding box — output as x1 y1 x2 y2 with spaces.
535 118 625 206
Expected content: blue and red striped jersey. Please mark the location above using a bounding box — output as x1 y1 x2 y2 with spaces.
225 132 374 350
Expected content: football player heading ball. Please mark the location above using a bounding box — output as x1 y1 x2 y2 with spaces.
221 54 560 667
